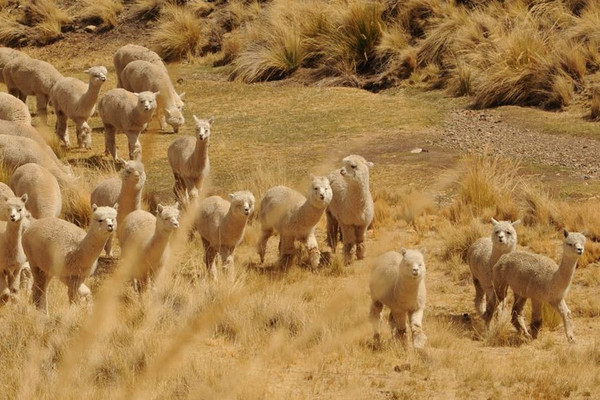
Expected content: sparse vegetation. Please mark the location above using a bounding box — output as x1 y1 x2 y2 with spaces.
0 0 600 398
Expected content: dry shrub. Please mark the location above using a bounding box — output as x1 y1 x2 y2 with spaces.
591 87 600 120
0 16 27 47
439 219 487 262
20 0 71 45
520 184 560 227
61 182 93 227
152 5 205 61
447 153 521 222
79 0 124 28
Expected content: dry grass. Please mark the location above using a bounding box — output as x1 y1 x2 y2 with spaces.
1 11 600 398
79 0 124 28
151 4 205 61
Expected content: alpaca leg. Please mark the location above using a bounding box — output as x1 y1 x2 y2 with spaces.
7 267 21 295
0 272 10 301
325 210 339 252
369 300 384 341
355 225 368 260
552 299 574 343
278 235 295 269
172 174 187 204
473 277 486 316
409 308 427 349
36 93 49 126
220 247 235 280
159 113 169 131
75 120 92 149
511 294 531 338
67 277 83 304
202 239 218 281
104 233 114 257
31 265 50 315
257 228 273 263
55 110 70 147
104 125 117 158
530 299 543 339
340 224 356 265
305 233 320 268
126 132 142 160
78 283 91 299
390 310 408 344
19 263 32 294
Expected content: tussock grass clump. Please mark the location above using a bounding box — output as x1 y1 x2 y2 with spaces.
0 16 27 47
446 153 521 222
591 87 600 120
152 5 205 61
20 0 71 45
79 0 124 28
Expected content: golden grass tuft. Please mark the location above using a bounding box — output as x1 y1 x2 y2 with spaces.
591 87 600 120
151 5 205 61
79 0 124 28
0 15 27 47
20 0 71 45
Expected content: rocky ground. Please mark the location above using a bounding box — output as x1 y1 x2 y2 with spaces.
437 108 599 178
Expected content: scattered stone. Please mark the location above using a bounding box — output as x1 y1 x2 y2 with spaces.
84 25 97 33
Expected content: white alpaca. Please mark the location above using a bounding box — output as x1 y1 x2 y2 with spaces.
10 163 61 219
326 155 374 265
0 47 29 84
119 59 185 133
467 218 519 316
167 115 212 204
90 158 146 256
113 44 166 88
0 92 32 124
117 204 179 292
484 230 586 343
195 191 255 280
0 135 74 189
97 88 158 159
50 65 108 149
22 205 118 314
0 194 31 301
258 176 332 268
0 183 15 222
2 56 63 125
369 248 427 348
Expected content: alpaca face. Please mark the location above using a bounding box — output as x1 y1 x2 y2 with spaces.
122 159 146 186
193 115 214 141
563 231 586 256
308 176 332 208
91 205 118 234
229 191 255 217
4 194 27 223
491 218 519 250
157 204 180 232
165 106 185 133
85 65 107 85
339 154 373 182
135 91 158 113
400 248 426 280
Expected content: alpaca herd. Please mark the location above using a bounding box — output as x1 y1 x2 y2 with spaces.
0 44 589 349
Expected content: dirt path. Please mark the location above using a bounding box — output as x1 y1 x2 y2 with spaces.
435 108 600 178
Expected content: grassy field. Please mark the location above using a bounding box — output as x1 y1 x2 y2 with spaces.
1 2 600 399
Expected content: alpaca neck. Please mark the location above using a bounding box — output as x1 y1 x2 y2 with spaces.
489 243 514 268
78 82 103 115
146 228 171 267
68 229 107 273
298 200 325 228
118 182 143 222
4 221 25 265
191 138 209 169
556 252 579 287
348 178 371 205
132 108 153 128
222 211 247 241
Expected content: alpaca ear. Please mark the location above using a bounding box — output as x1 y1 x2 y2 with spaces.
153 91 160 97
157 204 164 213
228 193 234 200
174 201 180 210
512 219 521 226
563 229 569 238
178 92 185 100
419 247 427 255
113 203 119 211
366 161 374 168
400 247 407 255
84 68 90 74
193 115 200 124
491 218 499 225
100 66 108 75
92 204 98 212
20 193 28 203
208 116 215 125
